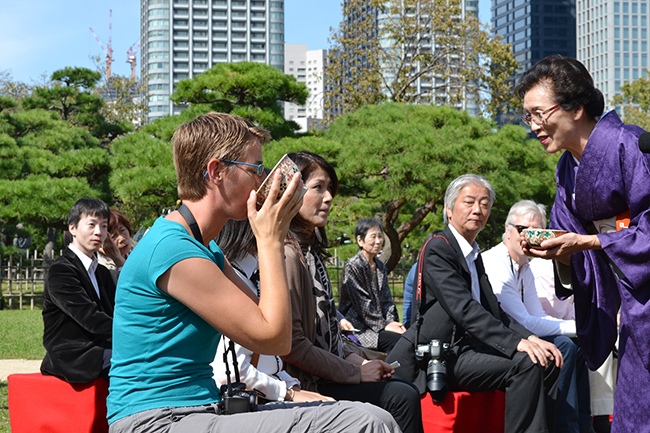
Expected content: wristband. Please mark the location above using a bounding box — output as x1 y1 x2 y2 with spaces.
527 334 538 341
288 387 295 401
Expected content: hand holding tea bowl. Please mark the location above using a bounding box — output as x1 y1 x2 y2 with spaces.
256 154 308 209
521 229 602 265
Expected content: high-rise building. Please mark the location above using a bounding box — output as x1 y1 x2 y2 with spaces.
305 49 329 124
283 44 307 127
141 0 285 122
378 0 479 115
284 44 329 131
576 0 649 108
335 0 480 117
491 0 576 74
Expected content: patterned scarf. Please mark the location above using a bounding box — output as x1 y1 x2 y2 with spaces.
306 248 343 357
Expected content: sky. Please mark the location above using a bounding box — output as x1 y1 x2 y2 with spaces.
0 0 491 84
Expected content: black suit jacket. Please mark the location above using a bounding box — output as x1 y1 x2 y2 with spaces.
388 226 533 392
41 247 116 383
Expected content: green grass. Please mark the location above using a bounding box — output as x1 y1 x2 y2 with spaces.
0 309 45 360
0 309 44 432
0 382 8 433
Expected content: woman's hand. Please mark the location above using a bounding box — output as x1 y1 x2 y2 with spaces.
384 321 406 334
340 318 355 331
521 232 600 265
101 235 125 268
360 359 394 382
248 171 304 247
291 388 335 403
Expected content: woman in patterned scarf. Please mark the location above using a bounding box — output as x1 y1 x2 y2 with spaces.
281 151 423 433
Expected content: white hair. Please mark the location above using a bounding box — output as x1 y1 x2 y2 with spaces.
503 199 547 238
443 174 496 224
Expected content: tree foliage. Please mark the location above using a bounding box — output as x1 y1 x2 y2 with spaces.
267 103 558 270
22 67 131 142
325 0 519 120
0 103 112 252
171 62 309 139
108 129 178 229
0 70 33 105
611 69 650 131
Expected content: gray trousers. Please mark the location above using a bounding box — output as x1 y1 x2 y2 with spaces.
109 400 401 433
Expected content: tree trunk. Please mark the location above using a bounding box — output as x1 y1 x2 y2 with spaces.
380 199 407 272
396 200 438 242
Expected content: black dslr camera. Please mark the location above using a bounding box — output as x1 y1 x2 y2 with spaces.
415 339 451 402
218 340 258 414
219 381 257 414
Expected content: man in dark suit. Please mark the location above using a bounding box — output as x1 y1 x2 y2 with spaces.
41 198 116 383
388 174 562 433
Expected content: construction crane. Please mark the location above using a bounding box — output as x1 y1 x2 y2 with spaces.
89 9 114 80
126 40 141 79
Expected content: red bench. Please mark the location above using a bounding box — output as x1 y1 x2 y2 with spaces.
8 373 109 433
421 390 505 433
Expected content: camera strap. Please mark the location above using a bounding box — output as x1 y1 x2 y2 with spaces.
414 234 457 348
178 203 204 245
222 339 243 396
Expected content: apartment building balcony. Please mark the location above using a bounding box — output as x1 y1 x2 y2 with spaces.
173 62 189 72
250 32 265 42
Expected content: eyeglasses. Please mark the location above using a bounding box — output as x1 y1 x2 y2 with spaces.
204 159 268 178
509 224 529 234
521 104 561 126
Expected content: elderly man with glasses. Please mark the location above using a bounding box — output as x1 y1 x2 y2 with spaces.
483 200 592 433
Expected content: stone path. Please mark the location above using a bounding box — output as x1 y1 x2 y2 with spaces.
0 359 41 381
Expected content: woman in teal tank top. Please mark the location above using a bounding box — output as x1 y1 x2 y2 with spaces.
107 113 401 433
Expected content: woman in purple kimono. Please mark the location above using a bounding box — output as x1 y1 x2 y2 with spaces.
516 55 650 432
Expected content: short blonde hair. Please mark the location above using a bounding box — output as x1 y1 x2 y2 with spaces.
172 112 270 200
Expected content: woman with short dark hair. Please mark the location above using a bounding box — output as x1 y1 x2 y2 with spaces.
339 217 405 353
517 55 650 433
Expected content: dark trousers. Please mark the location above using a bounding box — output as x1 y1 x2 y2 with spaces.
449 340 560 433
319 378 423 433
378 330 403 353
543 335 592 433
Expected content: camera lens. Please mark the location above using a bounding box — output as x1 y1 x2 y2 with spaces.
427 359 448 402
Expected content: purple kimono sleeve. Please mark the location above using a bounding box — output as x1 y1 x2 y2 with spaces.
550 153 620 370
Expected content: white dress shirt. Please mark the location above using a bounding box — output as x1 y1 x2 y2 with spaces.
68 243 100 299
483 242 576 337
448 225 482 304
212 252 300 400
529 258 575 321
